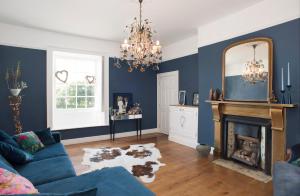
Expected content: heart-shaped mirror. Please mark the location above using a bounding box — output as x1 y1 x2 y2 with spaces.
85 75 96 84
55 70 68 83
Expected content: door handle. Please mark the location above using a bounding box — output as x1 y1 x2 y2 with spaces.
180 116 185 128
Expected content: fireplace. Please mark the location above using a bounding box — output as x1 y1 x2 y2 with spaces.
222 115 272 175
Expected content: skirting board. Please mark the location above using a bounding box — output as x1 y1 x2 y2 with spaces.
168 135 198 149
62 128 160 145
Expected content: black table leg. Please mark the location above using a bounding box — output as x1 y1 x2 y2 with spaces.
109 119 112 140
112 120 115 141
139 118 142 138
136 119 139 138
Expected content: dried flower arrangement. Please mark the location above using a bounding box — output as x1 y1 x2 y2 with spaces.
5 61 28 96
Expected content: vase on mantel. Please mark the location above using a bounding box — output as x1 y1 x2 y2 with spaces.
9 89 22 97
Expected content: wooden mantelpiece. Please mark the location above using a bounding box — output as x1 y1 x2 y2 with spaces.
206 100 296 169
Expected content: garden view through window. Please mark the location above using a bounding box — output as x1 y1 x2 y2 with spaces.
53 51 102 111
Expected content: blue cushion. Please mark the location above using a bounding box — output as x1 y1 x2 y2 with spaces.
16 156 76 186
37 167 154 196
273 162 300 196
33 143 67 161
0 154 18 173
0 141 33 164
34 128 56 146
51 132 61 143
0 129 20 148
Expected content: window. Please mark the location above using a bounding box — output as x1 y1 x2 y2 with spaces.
56 82 95 109
47 50 109 130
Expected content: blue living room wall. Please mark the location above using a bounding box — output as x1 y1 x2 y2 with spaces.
198 18 300 147
158 54 198 105
0 47 157 139
0 46 47 134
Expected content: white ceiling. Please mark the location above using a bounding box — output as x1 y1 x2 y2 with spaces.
0 0 263 46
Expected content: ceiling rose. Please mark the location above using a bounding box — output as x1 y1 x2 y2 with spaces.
118 0 162 72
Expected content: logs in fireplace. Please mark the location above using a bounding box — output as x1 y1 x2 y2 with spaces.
223 116 272 175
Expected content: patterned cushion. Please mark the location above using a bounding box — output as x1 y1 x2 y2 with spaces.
0 167 39 195
291 158 300 167
14 132 44 154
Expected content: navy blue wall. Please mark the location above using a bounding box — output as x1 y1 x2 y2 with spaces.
198 18 300 147
0 47 157 139
0 46 47 135
158 54 198 105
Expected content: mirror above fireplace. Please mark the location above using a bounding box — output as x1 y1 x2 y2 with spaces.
222 37 273 102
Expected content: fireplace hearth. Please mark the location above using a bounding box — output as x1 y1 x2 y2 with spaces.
223 115 272 175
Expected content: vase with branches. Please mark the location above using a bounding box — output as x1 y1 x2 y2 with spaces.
5 61 28 96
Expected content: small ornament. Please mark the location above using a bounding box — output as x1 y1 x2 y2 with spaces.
270 90 278 103
213 89 221 100
219 91 224 101
208 88 214 100
85 75 96 84
55 70 68 83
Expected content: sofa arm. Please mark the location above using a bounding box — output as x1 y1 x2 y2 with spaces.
51 131 61 143
273 161 300 196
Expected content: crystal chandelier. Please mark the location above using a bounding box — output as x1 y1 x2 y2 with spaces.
242 44 268 84
119 0 162 72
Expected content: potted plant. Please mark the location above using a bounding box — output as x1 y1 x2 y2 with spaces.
5 61 28 96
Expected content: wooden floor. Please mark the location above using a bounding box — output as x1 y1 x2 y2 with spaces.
65 133 273 196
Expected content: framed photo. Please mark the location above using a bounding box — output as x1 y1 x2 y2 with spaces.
192 92 199 106
178 90 186 105
113 93 133 114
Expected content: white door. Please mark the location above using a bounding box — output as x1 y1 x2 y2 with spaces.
157 71 179 134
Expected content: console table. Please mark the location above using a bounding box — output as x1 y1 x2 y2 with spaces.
110 114 142 141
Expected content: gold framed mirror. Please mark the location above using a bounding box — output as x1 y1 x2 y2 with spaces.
222 37 273 102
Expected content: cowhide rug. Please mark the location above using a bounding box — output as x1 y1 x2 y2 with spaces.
82 143 165 183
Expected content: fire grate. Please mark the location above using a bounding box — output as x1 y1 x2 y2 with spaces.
231 135 260 167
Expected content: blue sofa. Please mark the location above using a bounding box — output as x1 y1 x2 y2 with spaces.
273 162 300 196
0 132 154 196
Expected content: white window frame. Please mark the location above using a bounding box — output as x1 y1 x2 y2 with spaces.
47 48 109 130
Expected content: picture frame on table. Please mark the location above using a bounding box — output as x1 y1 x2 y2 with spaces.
112 93 133 114
178 90 186 105
192 92 199 106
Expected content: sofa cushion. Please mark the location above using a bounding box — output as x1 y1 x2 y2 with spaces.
0 141 33 164
16 156 76 186
0 167 39 195
0 129 20 148
34 128 56 146
0 154 18 174
33 143 68 161
51 132 61 143
14 131 45 153
273 162 300 196
37 167 154 196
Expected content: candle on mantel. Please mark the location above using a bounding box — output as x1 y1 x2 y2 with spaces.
281 67 284 91
287 62 291 86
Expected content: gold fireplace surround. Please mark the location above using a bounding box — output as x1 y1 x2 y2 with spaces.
206 100 296 169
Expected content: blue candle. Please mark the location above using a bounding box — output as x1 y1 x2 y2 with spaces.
281 67 284 91
287 62 291 86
